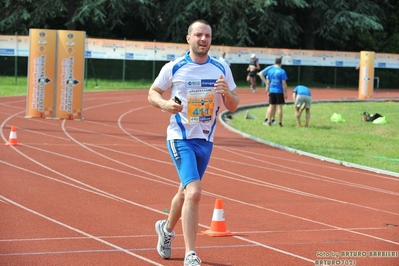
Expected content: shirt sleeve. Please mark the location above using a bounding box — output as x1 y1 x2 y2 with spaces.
154 61 173 91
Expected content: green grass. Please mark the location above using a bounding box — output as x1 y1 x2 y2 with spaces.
229 101 399 174
0 76 152 97
2 76 398 174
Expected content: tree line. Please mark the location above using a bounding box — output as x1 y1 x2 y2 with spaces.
1 0 398 54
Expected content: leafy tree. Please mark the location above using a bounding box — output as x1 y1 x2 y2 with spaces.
150 0 308 46
287 0 391 82
0 0 396 54
356 0 399 53
299 0 390 51
0 0 155 36
149 0 390 51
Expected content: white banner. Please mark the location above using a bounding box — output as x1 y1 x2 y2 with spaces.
1 35 399 69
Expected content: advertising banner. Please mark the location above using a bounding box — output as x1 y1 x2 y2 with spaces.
2 34 398 69
0 35 29 56
54 30 85 119
358 51 375 99
26 29 57 118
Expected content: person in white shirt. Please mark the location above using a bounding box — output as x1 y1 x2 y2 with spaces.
219 51 230 66
246 54 260 93
148 19 239 266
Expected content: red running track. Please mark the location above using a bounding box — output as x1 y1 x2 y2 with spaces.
1 88 398 266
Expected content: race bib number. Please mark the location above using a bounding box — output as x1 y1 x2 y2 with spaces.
187 89 214 123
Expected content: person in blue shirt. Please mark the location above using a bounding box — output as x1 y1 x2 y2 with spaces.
292 85 312 127
258 65 276 124
264 57 287 126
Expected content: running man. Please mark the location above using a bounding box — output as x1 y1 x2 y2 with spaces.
148 19 239 266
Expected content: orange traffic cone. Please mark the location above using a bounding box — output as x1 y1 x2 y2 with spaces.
202 199 233 237
5 126 20 146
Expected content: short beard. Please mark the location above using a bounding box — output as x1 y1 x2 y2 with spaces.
191 45 210 57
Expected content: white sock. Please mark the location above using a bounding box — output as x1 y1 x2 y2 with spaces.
185 251 196 258
163 222 172 234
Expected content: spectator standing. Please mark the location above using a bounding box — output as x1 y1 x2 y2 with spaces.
246 54 260 93
264 57 287 126
292 85 312 127
219 51 230 66
258 65 276 124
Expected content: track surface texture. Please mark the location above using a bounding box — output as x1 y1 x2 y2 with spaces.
1 88 399 266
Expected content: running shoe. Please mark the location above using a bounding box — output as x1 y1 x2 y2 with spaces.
155 220 175 259
184 252 202 266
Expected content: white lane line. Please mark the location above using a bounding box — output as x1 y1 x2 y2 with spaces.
214 146 399 196
218 145 399 181
2 99 397 264
0 195 162 265
1 226 390 243
202 190 399 247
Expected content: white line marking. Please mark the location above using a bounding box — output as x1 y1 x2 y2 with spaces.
0 195 162 265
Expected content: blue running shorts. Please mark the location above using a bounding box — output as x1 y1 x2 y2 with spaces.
167 139 213 188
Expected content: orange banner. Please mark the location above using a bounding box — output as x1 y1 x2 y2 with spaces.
54 30 85 119
26 29 57 118
358 51 375 99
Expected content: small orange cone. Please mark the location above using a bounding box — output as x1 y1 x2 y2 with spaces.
202 199 233 237
5 126 20 146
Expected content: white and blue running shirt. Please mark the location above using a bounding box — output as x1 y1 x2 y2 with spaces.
154 52 236 142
